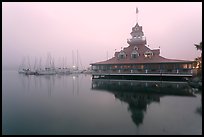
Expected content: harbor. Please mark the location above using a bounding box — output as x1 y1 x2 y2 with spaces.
3 3 202 135
18 52 92 75
2 70 202 135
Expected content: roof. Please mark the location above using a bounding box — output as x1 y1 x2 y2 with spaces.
91 44 194 65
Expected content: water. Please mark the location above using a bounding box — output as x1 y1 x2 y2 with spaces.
2 70 202 135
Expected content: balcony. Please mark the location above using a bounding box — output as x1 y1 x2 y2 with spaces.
92 69 193 76
127 37 146 45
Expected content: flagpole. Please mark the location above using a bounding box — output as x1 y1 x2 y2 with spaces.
136 7 139 24
136 8 137 23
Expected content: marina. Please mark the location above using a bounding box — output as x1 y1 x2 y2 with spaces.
18 51 90 75
3 3 201 135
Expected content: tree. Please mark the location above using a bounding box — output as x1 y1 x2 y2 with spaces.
194 41 202 76
194 42 202 51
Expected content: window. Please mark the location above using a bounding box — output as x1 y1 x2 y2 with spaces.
118 51 126 59
131 50 139 59
135 27 139 31
112 65 118 69
134 46 139 50
182 64 188 69
144 50 153 58
92 65 99 70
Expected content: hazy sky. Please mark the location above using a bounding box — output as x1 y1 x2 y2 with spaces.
2 2 202 69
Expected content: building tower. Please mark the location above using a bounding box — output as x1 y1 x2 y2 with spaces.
127 7 146 46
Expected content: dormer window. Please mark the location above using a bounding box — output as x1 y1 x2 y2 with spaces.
135 27 139 31
134 46 139 50
144 50 153 58
131 50 139 59
118 51 126 59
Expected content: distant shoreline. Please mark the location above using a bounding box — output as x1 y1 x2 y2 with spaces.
2 67 18 71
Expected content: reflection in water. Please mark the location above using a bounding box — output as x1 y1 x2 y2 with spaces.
19 74 31 94
91 80 195 127
72 74 80 95
196 106 202 116
19 74 82 97
196 93 202 116
44 75 55 97
19 74 56 96
3 72 201 134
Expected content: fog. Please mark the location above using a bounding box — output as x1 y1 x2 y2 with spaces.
2 2 202 70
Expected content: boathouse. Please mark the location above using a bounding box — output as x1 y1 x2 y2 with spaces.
90 8 194 81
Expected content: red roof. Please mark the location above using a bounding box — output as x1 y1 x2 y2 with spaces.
91 44 194 65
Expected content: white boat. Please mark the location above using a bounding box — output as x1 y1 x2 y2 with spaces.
25 69 36 75
82 69 93 74
56 67 71 75
36 68 56 75
36 54 57 75
18 57 35 74
56 57 71 75
70 68 83 74
70 50 84 74
18 68 26 74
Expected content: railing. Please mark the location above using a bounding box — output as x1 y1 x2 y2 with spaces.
92 69 193 75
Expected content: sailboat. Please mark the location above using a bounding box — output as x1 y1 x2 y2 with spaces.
70 50 83 74
36 54 57 75
18 57 27 74
18 57 35 75
56 57 71 75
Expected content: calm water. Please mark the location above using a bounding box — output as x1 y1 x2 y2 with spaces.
2 70 202 135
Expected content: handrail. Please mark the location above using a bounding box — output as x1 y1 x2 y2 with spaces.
92 71 192 75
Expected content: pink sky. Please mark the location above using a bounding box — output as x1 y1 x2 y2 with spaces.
2 2 202 69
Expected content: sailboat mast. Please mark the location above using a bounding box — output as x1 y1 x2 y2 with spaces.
72 50 75 69
77 50 79 70
27 56 31 70
39 58 42 70
34 57 37 71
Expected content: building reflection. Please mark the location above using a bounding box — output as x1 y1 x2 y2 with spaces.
91 79 195 127
196 91 202 117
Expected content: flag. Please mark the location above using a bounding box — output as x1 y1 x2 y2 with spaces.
136 7 139 14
